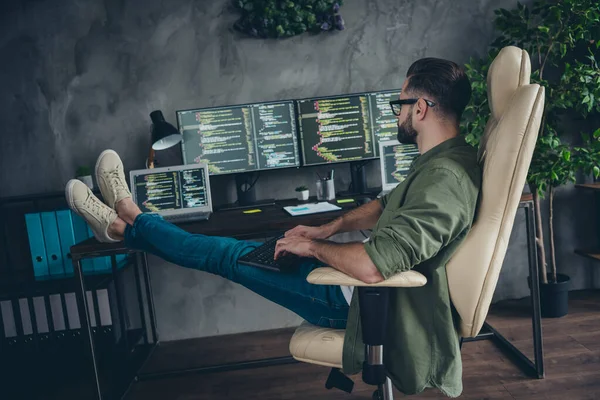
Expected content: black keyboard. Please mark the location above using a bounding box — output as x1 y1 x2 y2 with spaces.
238 235 308 272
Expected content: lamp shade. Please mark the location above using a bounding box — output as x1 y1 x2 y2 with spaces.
150 110 182 150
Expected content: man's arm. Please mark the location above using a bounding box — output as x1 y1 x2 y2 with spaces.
311 241 384 283
285 198 384 239
363 167 475 279
274 237 384 283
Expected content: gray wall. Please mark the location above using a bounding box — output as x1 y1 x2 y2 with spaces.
1 0 598 341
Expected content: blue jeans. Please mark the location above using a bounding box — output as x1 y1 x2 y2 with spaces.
124 214 349 329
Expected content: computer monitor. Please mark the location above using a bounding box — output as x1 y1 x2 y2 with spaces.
129 164 212 217
379 140 420 192
297 93 376 166
367 89 402 154
296 89 401 193
296 89 402 166
178 100 300 175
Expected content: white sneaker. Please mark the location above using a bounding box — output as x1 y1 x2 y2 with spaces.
65 179 119 243
95 149 132 209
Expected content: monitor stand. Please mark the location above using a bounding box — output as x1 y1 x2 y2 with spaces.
216 173 276 211
348 160 370 195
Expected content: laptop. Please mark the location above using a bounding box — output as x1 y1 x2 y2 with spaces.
129 164 213 223
377 140 420 198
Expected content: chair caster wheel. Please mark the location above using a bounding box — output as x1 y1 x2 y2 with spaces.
372 389 383 400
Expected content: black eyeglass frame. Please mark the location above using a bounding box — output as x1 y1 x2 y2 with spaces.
389 98 436 116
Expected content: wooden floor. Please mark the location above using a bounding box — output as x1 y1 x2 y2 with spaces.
126 290 600 399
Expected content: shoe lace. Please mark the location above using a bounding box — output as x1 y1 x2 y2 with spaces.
107 166 127 194
84 193 112 223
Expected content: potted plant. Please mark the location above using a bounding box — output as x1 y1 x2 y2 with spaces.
462 0 600 317
76 166 94 189
527 136 576 317
295 185 309 201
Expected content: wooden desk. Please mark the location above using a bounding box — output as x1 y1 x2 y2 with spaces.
71 193 535 257
70 195 371 257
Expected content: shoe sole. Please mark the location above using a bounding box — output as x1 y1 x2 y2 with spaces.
65 179 82 219
95 149 121 208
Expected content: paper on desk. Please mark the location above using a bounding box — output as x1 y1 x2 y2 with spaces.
284 202 342 216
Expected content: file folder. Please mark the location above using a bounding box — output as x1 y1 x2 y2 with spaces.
40 212 64 276
25 213 49 278
56 210 76 274
71 211 95 274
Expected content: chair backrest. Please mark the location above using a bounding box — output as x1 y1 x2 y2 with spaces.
446 46 545 338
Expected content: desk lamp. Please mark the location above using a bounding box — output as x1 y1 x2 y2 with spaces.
148 110 182 168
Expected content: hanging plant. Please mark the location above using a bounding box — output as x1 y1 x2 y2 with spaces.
233 0 345 38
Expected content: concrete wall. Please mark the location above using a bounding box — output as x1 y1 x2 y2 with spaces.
2 0 598 341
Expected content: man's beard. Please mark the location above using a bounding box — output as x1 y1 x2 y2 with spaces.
397 111 418 145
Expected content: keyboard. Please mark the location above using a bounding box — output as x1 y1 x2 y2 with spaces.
238 235 310 272
162 212 211 224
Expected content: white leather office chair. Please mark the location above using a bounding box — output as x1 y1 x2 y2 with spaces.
289 46 545 399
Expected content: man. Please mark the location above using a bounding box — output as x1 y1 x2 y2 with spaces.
65 57 480 397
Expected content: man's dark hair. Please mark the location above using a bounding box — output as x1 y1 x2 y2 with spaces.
405 58 471 123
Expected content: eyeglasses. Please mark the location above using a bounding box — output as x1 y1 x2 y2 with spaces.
389 98 436 116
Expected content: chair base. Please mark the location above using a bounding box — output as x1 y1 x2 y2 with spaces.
372 377 394 400
325 368 354 393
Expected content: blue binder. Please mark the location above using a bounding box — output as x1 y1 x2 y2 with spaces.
71 211 95 274
40 212 64 276
56 210 76 274
25 213 49 278
117 254 128 268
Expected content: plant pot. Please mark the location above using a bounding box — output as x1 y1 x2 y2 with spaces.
296 190 309 201
528 273 570 318
77 175 94 189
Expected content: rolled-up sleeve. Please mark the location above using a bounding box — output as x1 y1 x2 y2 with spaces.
364 167 471 279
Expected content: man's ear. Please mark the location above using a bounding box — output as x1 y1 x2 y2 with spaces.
415 98 429 121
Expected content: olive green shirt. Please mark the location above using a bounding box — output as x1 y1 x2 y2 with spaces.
342 136 481 397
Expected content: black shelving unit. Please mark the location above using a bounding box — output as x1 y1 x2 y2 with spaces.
0 190 155 400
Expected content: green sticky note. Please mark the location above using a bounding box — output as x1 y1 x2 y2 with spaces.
337 199 355 204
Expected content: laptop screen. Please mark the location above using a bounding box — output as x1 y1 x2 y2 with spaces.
132 167 210 213
380 141 419 188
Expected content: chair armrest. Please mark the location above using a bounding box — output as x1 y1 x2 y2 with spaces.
306 267 427 287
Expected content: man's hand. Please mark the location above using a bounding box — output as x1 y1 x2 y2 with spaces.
285 224 333 240
274 236 315 260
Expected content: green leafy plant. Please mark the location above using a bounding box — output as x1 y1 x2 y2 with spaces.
75 166 92 177
233 0 345 38
461 0 600 284
295 185 308 192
